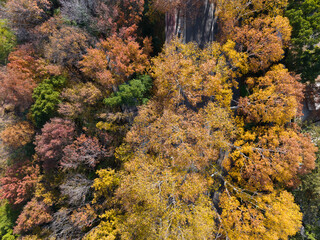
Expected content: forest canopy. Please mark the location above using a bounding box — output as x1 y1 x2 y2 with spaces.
0 0 319 239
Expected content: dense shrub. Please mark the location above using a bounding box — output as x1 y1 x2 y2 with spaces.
31 76 66 126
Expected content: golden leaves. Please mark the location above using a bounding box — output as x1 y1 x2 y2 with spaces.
226 126 316 191
117 155 216 239
217 0 289 39
220 190 302 240
92 169 120 204
114 31 314 240
0 121 34 148
238 64 303 125
151 39 242 109
235 16 292 72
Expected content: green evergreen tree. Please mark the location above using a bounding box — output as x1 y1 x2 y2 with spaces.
104 75 152 108
286 0 320 82
31 76 66 126
0 201 19 239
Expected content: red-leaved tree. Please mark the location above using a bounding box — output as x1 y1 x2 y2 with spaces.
61 134 107 170
94 0 144 37
35 118 75 170
0 161 40 205
14 198 52 234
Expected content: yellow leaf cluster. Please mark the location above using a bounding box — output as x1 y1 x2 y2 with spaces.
151 39 243 109
117 155 216 239
220 190 302 240
226 126 316 191
84 210 121 240
239 65 303 125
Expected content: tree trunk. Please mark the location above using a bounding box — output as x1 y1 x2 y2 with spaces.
165 0 217 47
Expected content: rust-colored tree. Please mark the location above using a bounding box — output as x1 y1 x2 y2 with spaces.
93 0 144 37
224 126 316 191
5 0 52 41
13 198 52 234
80 36 151 92
0 46 39 112
234 16 291 72
5 0 51 28
44 25 91 68
0 121 34 149
238 64 304 124
60 134 107 170
0 161 39 205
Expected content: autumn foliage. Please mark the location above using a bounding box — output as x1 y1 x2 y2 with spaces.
225 126 316 191
151 40 247 109
61 134 106 170
0 162 39 205
44 25 91 68
116 35 314 239
238 64 304 124
5 0 51 28
235 16 291 72
0 47 38 112
80 35 151 92
220 190 302 240
13 198 52 234
58 82 102 120
0 0 317 239
0 121 34 149
151 0 206 14
35 118 75 170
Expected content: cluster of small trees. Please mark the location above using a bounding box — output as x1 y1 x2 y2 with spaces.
0 0 319 239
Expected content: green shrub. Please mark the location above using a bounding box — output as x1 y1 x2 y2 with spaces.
0 20 16 64
104 75 152 108
31 76 66 126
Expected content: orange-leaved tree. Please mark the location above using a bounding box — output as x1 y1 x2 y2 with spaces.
0 46 39 112
80 35 151 93
0 121 34 149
